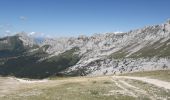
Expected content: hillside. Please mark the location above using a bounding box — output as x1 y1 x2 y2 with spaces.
0 20 170 78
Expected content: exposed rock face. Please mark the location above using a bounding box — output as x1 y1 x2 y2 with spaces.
40 20 170 76
16 32 36 47
66 58 170 76
0 20 170 78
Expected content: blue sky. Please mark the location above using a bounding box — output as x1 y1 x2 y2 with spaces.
0 0 170 37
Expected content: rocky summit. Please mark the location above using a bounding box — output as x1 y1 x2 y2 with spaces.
0 20 170 79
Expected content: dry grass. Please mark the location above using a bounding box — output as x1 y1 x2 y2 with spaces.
122 70 170 82
0 76 135 100
1 70 170 100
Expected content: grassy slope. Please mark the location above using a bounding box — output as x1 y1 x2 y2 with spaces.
0 47 80 79
1 70 170 100
110 38 170 59
129 38 170 58
0 76 136 100
0 36 26 58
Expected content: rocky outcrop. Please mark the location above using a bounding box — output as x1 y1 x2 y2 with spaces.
41 20 170 76
0 19 170 78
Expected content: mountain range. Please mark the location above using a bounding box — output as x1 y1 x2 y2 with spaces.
0 20 170 79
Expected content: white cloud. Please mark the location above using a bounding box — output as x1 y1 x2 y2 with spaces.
19 16 27 21
29 32 36 35
28 32 47 38
4 30 14 36
114 31 123 34
5 30 11 33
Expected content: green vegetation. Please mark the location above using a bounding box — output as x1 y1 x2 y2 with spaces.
110 39 170 59
129 38 170 58
109 50 128 59
0 36 26 58
0 47 81 79
0 35 81 79
103 81 112 84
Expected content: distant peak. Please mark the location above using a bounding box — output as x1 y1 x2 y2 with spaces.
166 19 170 24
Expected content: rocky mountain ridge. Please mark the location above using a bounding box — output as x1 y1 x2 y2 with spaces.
40 20 170 76
0 20 170 78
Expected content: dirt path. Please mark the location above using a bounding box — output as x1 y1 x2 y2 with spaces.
112 76 170 90
111 77 156 100
111 76 170 99
111 79 138 97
